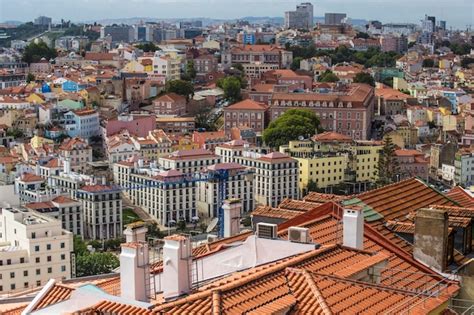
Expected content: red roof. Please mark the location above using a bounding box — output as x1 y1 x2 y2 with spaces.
80 184 113 193
312 131 352 143
226 99 267 111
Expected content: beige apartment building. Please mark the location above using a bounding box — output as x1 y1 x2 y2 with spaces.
159 149 221 174
0 207 73 294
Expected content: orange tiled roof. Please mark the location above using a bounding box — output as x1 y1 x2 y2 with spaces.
312 131 353 143
446 186 474 207
303 192 349 203
278 198 322 212
33 284 74 311
251 206 303 220
19 172 44 183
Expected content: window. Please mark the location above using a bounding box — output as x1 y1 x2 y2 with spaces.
34 245 39 252
61 254 66 260
61 265 66 272
10 272 15 278
47 256 51 262
20 257 24 263
36 257 40 263
36 269 41 275
24 270 28 277
36 281 41 287
47 267 52 274
46 244 51 250
10 284 15 290
24 282 29 288
7 259 11 265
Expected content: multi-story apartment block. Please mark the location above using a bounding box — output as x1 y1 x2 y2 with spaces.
24 196 83 237
215 144 298 207
152 52 181 81
131 129 173 161
223 99 267 136
77 184 122 240
58 137 93 173
394 149 429 181
284 2 314 30
193 54 218 74
105 131 138 164
59 109 100 139
115 163 196 225
226 45 293 69
454 149 474 187
156 117 196 135
159 149 221 174
153 93 187 116
15 173 47 204
269 83 375 140
196 163 254 218
279 132 382 191
0 207 73 294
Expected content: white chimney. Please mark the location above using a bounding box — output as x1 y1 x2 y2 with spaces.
343 208 364 250
63 159 71 174
35 164 40 176
223 199 241 238
101 176 107 185
123 223 147 243
138 159 144 168
120 242 149 302
162 235 191 300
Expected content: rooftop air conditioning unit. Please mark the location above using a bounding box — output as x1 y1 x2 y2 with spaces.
288 227 310 243
207 234 218 243
256 223 277 239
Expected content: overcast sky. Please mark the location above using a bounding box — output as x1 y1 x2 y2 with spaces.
1 0 473 29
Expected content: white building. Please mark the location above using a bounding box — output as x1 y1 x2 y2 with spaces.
159 149 221 174
77 184 123 240
58 137 93 173
152 52 181 81
0 207 73 294
196 163 254 219
284 2 314 30
216 142 299 207
24 196 84 238
454 150 474 187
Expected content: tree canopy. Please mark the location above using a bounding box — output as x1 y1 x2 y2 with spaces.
286 44 401 68
135 42 160 52
353 72 375 86
22 41 57 64
422 58 435 68
217 76 242 103
75 252 120 277
290 57 303 71
165 80 194 98
263 109 322 148
376 136 400 186
319 70 339 82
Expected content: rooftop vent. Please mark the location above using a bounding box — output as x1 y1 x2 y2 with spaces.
256 223 277 239
288 227 310 243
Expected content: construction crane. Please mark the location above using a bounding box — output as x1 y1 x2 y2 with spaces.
82 168 254 238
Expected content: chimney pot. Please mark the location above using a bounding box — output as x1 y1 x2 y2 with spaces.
343 208 364 250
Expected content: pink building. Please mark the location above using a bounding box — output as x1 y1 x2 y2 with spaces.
105 114 156 137
154 93 187 116
394 149 429 181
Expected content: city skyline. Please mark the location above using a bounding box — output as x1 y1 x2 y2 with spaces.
0 0 473 29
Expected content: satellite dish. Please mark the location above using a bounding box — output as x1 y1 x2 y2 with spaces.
206 218 219 233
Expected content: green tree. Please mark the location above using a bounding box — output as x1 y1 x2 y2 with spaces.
353 72 375 87
186 60 197 80
22 41 57 64
422 58 435 68
176 220 186 231
88 240 102 250
195 106 217 131
73 235 88 256
290 57 303 71
231 63 244 72
263 109 322 148
165 80 194 98
376 136 400 186
26 73 36 83
6 128 24 138
306 179 318 193
135 42 160 52
461 57 474 69
319 70 339 82
75 253 120 277
217 76 242 102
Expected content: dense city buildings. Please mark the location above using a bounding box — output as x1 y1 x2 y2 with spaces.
1 2 474 311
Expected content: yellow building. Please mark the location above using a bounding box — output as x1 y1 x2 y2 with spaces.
280 132 382 191
30 135 54 148
384 125 418 149
172 136 200 151
26 93 45 105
